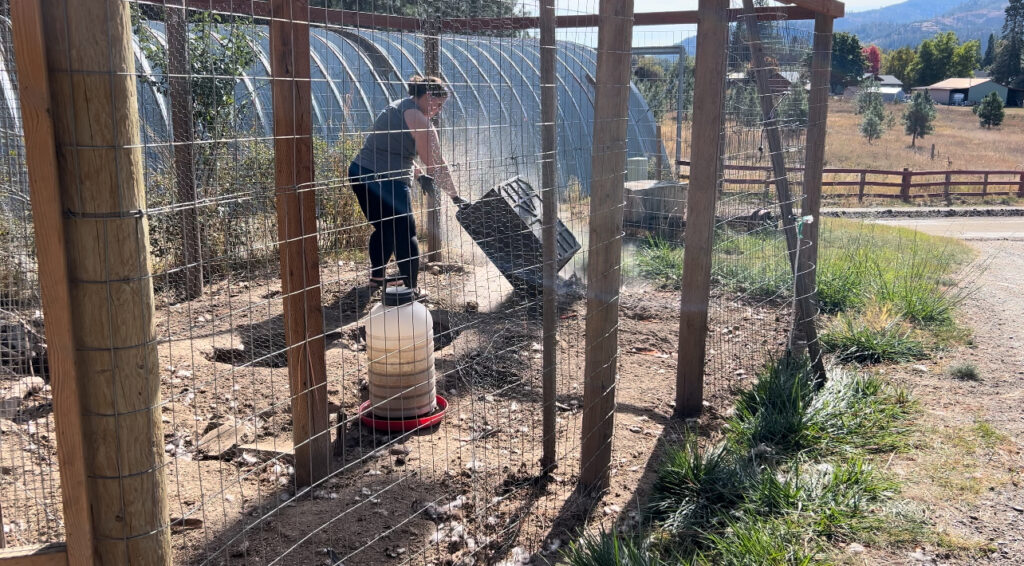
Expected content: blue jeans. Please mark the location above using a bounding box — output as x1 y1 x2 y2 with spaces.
348 162 419 288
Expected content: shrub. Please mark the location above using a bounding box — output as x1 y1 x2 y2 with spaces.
975 92 1005 128
947 361 980 381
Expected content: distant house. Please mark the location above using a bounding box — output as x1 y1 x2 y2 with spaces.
912 78 1008 105
862 73 904 89
726 69 803 94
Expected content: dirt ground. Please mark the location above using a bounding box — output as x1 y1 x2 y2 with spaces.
857 225 1024 565
0 240 790 564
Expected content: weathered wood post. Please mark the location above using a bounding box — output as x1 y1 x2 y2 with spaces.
19 0 172 562
901 167 912 202
423 21 443 263
675 0 729 418
580 0 633 490
982 172 989 196
1018 172 1024 198
540 0 558 472
944 172 952 204
167 5 203 300
271 0 331 487
741 0 826 382
801 13 834 386
655 124 664 179
858 171 866 202
675 43 687 179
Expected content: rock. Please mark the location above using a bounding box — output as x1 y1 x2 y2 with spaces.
912 365 929 373
16 376 45 395
389 445 411 456
603 504 621 515
197 418 254 457
628 425 643 434
847 543 865 554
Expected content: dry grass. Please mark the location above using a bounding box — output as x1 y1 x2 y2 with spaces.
824 99 1024 172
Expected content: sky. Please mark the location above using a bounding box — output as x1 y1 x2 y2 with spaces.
550 0 908 46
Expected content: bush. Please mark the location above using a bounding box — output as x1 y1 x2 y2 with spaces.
947 362 980 381
975 91 1005 128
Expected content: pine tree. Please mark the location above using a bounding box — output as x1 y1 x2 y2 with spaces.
976 92 1005 128
856 78 882 114
983 33 998 68
993 0 1024 88
780 82 808 129
903 91 936 147
860 103 885 144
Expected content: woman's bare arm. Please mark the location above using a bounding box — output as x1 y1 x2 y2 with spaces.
406 108 459 198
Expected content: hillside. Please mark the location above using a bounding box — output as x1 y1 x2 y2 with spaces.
836 0 1008 50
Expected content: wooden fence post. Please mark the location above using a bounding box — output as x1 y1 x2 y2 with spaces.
539 0 558 472
799 13 833 386
675 0 729 418
580 0 633 491
271 0 331 487
944 172 952 205
858 171 866 203
167 5 203 300
1018 172 1024 198
10 3 97 562
655 124 664 179
741 0 825 383
675 43 686 179
423 22 443 263
982 172 989 196
22 0 171 561
900 168 911 202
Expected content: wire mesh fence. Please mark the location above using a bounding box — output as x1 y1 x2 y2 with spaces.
0 0 827 562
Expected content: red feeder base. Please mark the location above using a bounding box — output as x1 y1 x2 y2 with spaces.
359 395 448 432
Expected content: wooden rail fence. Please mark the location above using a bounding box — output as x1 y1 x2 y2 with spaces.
678 160 1024 203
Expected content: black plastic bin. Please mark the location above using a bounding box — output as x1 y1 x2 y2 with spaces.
456 176 581 294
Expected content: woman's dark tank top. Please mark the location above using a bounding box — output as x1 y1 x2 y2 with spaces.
352 97 419 180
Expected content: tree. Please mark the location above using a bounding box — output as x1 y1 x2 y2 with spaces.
993 0 1024 88
911 32 960 86
983 33 998 68
883 46 917 88
831 32 866 91
862 45 883 75
634 56 672 122
856 78 882 115
903 91 936 147
860 102 886 144
951 40 981 78
975 91 1005 128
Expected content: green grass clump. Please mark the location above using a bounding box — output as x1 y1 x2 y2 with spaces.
821 307 927 364
947 362 980 381
562 358 924 565
561 531 668 566
634 237 685 288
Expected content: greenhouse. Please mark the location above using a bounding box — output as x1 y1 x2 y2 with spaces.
127 22 665 193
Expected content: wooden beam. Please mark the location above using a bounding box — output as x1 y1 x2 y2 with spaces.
674 0 729 419
8 3 94 562
33 0 171 562
741 0 826 380
271 0 331 487
779 0 844 18
539 0 558 472
166 4 203 300
0 544 67 566
423 24 443 264
580 0 633 491
800 14 834 386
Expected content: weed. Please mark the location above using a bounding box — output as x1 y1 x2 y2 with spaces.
947 362 980 381
971 420 1007 448
698 517 819 566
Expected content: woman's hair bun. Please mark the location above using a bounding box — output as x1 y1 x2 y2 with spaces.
408 75 449 98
